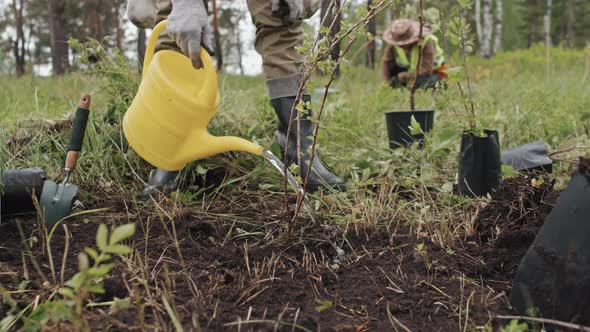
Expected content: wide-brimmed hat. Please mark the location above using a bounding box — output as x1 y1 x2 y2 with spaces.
383 19 433 46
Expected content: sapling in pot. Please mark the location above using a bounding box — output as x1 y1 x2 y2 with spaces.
384 0 434 149
446 0 501 197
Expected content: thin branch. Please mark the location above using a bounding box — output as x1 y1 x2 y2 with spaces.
410 0 425 111
289 0 393 227
495 315 590 331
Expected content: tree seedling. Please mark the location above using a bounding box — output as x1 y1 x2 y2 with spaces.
446 0 479 133
24 223 136 331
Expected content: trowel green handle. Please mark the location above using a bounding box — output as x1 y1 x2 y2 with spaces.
65 94 91 171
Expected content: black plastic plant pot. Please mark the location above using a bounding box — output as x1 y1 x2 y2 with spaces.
457 130 502 197
510 168 590 325
1 168 47 217
385 109 434 149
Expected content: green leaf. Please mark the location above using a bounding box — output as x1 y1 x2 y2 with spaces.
314 299 333 312
24 301 74 332
270 142 282 159
409 115 423 136
96 224 108 251
502 165 519 178
87 284 105 294
361 168 371 182
58 287 75 298
66 273 84 289
109 223 136 245
104 244 132 255
96 253 112 263
84 248 99 261
501 320 528 332
87 263 114 277
109 297 131 314
78 253 89 270
441 182 454 193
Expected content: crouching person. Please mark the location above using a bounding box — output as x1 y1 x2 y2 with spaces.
380 19 447 90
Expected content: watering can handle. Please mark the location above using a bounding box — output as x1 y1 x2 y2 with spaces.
65 94 91 171
142 20 167 78
143 20 212 78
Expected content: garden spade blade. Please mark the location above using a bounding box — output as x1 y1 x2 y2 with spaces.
40 94 91 225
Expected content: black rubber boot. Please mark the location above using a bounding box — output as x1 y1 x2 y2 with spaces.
271 95 346 192
138 169 180 200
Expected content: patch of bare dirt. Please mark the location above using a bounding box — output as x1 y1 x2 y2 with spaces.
1 176 561 331
467 176 560 285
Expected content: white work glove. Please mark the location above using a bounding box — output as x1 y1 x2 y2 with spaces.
126 0 157 29
271 0 305 25
303 0 321 18
167 0 214 69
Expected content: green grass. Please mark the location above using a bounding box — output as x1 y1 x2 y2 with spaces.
0 75 105 123
2 45 589 203
2 45 588 241
1 45 589 330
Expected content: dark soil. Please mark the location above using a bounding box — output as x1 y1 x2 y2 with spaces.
0 176 561 331
468 176 560 284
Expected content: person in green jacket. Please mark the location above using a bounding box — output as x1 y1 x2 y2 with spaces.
380 19 448 89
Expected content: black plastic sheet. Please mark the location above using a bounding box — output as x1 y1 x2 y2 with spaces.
510 170 590 325
1 168 47 217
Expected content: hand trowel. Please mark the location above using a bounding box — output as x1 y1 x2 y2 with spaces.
40 94 91 225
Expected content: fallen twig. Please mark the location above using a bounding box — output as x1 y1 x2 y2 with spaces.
495 315 590 331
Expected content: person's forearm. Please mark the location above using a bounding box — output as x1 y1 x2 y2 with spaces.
380 47 395 82
399 66 433 81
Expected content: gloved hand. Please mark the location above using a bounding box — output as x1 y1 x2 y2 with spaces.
167 0 214 69
303 0 321 18
126 0 157 29
271 0 304 25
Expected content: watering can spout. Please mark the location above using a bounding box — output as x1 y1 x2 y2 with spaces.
183 132 264 163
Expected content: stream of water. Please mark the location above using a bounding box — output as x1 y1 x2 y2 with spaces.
261 150 318 224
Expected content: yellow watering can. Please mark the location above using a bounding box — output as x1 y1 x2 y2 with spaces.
123 20 264 171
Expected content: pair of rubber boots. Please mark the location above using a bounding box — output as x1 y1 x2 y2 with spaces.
139 96 346 199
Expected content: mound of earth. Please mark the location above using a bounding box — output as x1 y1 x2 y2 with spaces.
469 176 560 282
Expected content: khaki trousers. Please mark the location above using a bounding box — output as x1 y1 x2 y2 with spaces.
152 0 310 99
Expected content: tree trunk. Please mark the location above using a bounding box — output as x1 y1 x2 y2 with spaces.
526 0 538 48
115 4 123 50
11 0 26 76
493 0 503 55
212 0 223 71
384 5 392 26
480 0 493 58
544 0 552 48
47 0 69 75
475 0 482 47
236 23 244 75
565 0 575 48
137 28 147 72
366 0 376 69
320 0 341 76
